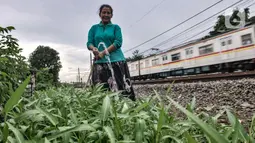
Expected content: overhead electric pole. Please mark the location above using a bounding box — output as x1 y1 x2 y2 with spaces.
78 67 80 83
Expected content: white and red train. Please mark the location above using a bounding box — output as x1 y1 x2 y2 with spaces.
127 24 255 80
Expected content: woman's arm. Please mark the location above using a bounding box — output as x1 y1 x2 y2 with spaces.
87 25 96 51
87 25 99 55
112 25 123 50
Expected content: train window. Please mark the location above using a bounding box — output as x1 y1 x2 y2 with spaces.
145 60 149 67
199 44 213 55
221 41 226 46
241 33 252 45
228 39 232 45
185 48 193 55
220 36 232 46
171 53 181 61
152 58 159 66
162 55 168 61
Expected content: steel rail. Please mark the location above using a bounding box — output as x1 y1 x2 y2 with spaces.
132 71 255 85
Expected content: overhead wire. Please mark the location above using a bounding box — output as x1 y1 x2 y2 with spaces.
152 17 216 48
123 0 224 53
139 25 215 56
246 1 255 8
139 0 249 55
129 0 167 28
139 0 254 57
158 25 215 54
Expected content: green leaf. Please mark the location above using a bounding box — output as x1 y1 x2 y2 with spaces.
232 117 240 143
104 126 116 143
6 122 25 143
190 96 196 111
36 106 59 126
249 113 255 137
6 26 15 31
69 107 78 125
117 141 135 143
135 119 145 143
168 97 229 143
121 103 129 113
128 100 153 115
4 75 31 114
226 109 254 142
44 138 50 143
185 132 198 143
101 95 111 123
156 107 165 142
48 124 96 140
15 109 40 122
3 123 9 143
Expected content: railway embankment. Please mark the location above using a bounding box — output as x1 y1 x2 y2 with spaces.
133 78 255 127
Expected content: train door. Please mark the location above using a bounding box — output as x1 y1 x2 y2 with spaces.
220 36 233 60
145 59 150 78
185 47 194 67
227 37 235 60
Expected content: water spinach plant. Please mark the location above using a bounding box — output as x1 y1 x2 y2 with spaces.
0 75 255 143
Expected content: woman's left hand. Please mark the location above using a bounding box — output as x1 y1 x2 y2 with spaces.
98 51 106 59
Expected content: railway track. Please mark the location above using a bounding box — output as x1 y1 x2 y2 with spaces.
132 70 255 85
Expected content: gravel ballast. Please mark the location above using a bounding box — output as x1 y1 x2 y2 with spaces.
133 78 255 127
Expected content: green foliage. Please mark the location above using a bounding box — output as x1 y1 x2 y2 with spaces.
35 70 54 91
203 7 253 39
0 25 29 106
0 83 254 143
126 50 144 62
28 45 62 87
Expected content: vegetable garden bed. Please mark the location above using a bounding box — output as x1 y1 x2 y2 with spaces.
0 76 255 143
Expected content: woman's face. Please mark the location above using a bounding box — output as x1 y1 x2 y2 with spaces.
100 7 112 23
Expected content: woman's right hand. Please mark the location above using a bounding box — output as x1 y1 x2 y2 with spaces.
91 47 99 56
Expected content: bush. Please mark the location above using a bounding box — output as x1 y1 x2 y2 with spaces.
0 26 29 106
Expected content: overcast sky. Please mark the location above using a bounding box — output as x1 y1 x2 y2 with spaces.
1 0 255 82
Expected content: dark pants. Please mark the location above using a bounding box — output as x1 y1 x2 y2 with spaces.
91 61 136 101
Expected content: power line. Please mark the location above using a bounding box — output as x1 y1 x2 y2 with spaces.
160 25 215 53
139 25 215 55
246 1 255 8
139 0 247 54
129 0 167 28
237 0 253 8
152 18 215 48
123 0 224 53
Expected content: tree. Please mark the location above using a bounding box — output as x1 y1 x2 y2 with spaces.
244 8 250 22
203 7 251 40
0 26 29 105
126 50 144 62
131 50 144 60
28 45 62 86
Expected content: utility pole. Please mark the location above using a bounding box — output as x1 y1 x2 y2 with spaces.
86 53 93 87
78 67 80 83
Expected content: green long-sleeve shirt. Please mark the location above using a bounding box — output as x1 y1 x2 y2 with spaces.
87 21 126 63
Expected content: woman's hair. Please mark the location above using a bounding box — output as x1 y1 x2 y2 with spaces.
99 4 113 15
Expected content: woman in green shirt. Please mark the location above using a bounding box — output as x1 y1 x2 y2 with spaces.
87 4 136 101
